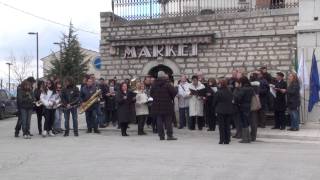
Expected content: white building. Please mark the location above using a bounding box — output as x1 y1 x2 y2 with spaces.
41 48 101 78
295 0 320 122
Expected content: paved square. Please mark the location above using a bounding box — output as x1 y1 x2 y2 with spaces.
1 115 320 180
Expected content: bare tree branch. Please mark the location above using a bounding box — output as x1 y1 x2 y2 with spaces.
8 53 33 84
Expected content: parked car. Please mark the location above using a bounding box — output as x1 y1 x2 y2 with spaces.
0 89 18 119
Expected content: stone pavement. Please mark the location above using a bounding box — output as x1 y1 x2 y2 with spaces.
1 115 320 180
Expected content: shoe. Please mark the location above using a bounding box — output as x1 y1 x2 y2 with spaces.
28 133 33 136
224 142 230 144
122 133 129 136
42 130 47 137
138 131 147 135
280 127 285 130
239 140 251 143
86 129 92 133
94 129 101 134
287 128 295 131
23 135 28 139
48 131 55 137
160 137 165 140
14 133 19 138
64 132 69 137
167 136 177 141
178 127 183 129
271 127 280 129
38 131 42 135
74 131 79 137
99 125 106 128
219 141 223 144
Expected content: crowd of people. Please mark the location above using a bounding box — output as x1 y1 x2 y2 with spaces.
13 66 301 145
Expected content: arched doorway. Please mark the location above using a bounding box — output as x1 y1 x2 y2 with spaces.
148 64 174 82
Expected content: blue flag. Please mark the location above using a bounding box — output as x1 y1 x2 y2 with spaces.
308 51 320 112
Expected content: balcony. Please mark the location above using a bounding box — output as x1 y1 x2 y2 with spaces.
112 0 299 20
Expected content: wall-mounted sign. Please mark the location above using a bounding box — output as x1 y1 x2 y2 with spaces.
93 57 102 70
123 43 198 59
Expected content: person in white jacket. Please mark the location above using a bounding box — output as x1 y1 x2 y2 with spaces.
177 75 191 129
189 75 206 130
135 82 149 135
40 79 60 137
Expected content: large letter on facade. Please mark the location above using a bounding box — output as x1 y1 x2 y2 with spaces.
191 43 198 56
153 45 164 57
124 46 137 58
178 44 188 56
165 45 176 57
138 46 152 58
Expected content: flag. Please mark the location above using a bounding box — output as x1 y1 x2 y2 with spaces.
308 51 320 112
297 51 309 95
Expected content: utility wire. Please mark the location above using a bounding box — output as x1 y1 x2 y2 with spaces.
0 1 100 35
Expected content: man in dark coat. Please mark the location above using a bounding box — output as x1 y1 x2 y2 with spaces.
272 72 287 130
150 71 178 140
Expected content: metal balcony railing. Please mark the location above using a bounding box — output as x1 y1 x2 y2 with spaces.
112 0 299 21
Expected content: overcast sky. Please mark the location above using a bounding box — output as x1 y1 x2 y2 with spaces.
0 0 112 84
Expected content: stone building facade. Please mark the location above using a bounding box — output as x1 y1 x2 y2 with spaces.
100 7 299 81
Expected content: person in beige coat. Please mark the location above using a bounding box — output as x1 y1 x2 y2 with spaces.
135 82 149 135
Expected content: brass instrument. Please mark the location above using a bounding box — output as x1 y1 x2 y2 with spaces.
79 89 101 114
130 77 138 91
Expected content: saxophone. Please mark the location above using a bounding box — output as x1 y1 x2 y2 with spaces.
79 89 101 114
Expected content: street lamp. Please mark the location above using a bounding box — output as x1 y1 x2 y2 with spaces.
28 32 39 80
6 62 12 92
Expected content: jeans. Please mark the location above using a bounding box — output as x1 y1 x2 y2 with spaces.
97 104 104 125
54 108 63 130
289 109 300 129
156 115 173 138
64 108 78 132
85 108 98 129
21 108 33 135
178 107 189 128
44 109 56 131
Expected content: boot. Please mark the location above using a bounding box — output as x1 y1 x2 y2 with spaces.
64 131 69 137
74 130 79 137
167 136 178 141
86 128 92 133
94 128 101 134
239 128 251 143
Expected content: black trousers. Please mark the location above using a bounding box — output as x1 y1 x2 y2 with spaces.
156 115 173 138
274 110 286 129
35 107 44 134
106 109 117 125
14 108 22 134
136 115 147 133
120 122 129 135
217 114 231 144
207 111 217 130
44 109 56 131
189 116 204 130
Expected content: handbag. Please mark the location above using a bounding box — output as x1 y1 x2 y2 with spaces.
250 93 262 111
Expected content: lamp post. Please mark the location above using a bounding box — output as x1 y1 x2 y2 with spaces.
28 32 39 80
6 62 12 92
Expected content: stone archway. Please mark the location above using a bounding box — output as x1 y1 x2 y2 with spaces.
141 59 181 80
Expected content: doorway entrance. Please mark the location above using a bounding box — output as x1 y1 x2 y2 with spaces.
148 64 174 82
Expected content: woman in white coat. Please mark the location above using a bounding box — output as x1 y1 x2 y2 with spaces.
189 75 206 130
40 79 60 137
135 82 149 135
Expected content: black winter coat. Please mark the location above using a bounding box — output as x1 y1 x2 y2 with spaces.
274 80 287 111
213 87 235 115
19 90 35 109
61 86 80 107
234 85 254 113
150 78 177 116
116 91 136 123
287 82 300 110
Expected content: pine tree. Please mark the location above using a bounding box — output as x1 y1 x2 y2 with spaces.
49 23 88 84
